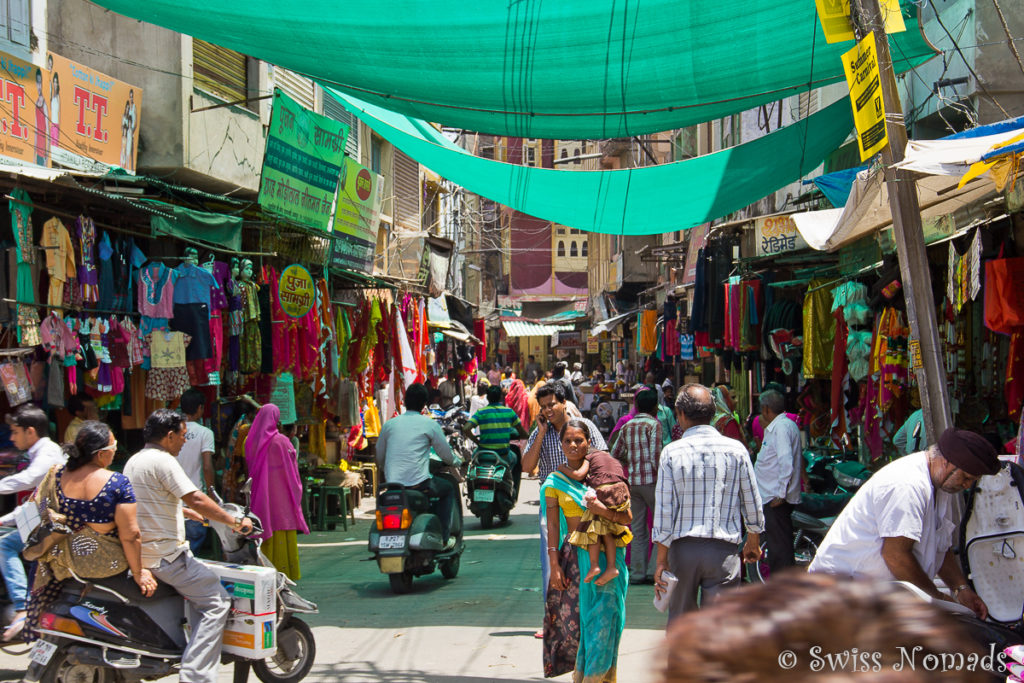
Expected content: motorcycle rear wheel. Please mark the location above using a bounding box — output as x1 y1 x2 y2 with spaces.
480 514 494 530
440 554 460 579
41 649 118 683
253 617 316 683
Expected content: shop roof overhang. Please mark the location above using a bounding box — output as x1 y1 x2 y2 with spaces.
589 308 640 336
501 319 574 337
793 117 1024 252
428 319 481 344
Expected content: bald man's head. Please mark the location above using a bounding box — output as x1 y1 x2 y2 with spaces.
675 383 716 425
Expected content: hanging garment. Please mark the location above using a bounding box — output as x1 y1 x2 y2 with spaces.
11 189 39 345
639 309 657 355
802 279 836 379
138 262 176 318
239 280 262 374
145 331 192 400
96 232 116 311
173 263 219 307
40 217 75 310
75 216 100 304
170 303 212 361
984 250 1024 335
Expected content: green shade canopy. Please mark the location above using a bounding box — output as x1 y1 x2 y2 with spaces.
91 0 933 138
327 88 854 235
147 201 242 250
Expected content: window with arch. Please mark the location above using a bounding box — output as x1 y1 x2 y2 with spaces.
570 242 578 258
557 241 566 257
581 240 589 257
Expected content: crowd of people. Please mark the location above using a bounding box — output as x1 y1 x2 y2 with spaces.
0 397 310 683
463 358 1003 683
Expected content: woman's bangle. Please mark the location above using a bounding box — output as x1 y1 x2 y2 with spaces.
547 546 558 552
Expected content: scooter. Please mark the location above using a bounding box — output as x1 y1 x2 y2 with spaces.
465 444 520 529
21 483 319 683
368 456 465 594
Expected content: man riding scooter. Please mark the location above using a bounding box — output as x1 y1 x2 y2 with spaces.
462 385 529 501
376 383 462 549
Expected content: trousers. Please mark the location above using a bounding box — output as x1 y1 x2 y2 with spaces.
666 537 741 623
628 484 657 580
152 552 230 683
0 531 27 611
763 501 795 574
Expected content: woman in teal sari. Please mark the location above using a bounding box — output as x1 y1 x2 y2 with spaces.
542 419 629 682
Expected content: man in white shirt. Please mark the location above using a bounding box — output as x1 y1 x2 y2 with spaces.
754 389 802 574
125 409 253 683
178 389 216 555
653 384 764 621
376 383 461 547
809 427 997 619
0 405 66 640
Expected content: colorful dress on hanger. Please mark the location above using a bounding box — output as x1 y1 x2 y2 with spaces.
239 280 262 374
75 216 100 304
144 331 192 400
40 217 75 310
10 189 40 345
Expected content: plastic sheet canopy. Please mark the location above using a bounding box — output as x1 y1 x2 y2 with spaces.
327 88 854 236
92 0 934 139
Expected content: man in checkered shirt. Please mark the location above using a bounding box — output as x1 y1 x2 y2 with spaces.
653 384 764 622
610 388 663 584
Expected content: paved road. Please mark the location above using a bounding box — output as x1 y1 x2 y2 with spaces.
0 478 668 682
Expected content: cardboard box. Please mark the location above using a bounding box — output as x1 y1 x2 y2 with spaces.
201 560 277 615
222 612 277 658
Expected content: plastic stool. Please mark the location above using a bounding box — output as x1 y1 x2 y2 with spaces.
314 485 351 531
360 464 379 499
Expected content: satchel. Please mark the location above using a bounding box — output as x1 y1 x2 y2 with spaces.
984 246 1024 334
21 466 72 562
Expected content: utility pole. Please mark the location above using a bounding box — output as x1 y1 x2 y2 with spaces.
848 0 952 443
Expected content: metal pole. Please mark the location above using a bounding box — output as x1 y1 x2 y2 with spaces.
849 0 952 443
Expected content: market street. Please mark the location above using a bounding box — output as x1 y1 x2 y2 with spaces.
0 478 667 682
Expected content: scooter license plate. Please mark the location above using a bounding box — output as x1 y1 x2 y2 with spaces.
29 639 57 666
474 489 495 502
379 534 406 549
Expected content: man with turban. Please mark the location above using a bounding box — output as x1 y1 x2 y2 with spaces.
809 428 999 619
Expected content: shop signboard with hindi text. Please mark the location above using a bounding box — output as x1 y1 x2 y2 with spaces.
278 264 315 318
259 88 348 232
754 215 807 257
0 51 143 172
329 157 384 274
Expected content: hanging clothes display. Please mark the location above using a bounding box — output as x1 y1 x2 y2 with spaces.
239 277 262 374
40 217 75 310
802 279 836 380
11 189 40 345
145 331 192 400
75 216 100 305
638 309 657 355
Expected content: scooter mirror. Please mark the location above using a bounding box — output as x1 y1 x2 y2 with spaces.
452 395 461 405
242 478 253 497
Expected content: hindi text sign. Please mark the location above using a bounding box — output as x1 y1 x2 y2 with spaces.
754 215 808 257
330 157 384 273
278 264 315 318
259 88 348 232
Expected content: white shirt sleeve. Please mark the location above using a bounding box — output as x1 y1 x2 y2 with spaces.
201 426 215 455
0 441 63 495
875 482 927 542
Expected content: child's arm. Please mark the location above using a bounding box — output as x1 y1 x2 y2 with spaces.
557 458 590 482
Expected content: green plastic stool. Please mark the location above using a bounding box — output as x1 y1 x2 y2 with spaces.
314 485 351 531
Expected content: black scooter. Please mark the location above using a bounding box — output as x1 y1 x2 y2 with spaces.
465 444 520 529
21 483 318 683
368 457 465 594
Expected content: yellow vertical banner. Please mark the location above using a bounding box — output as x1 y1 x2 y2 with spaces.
842 32 889 161
815 0 906 44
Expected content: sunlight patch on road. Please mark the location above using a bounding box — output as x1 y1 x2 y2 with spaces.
298 532 538 549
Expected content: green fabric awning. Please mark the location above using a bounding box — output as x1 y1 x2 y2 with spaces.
148 203 243 251
325 89 854 235
90 0 934 138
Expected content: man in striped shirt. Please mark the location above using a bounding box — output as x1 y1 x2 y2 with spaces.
653 384 764 622
464 385 530 494
610 388 663 584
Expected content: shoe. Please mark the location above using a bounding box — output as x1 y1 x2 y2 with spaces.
3 613 25 642
443 537 457 551
534 629 544 639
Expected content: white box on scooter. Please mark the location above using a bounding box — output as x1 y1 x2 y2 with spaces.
221 612 277 659
200 560 277 615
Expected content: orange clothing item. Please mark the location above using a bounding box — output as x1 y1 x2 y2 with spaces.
639 309 658 355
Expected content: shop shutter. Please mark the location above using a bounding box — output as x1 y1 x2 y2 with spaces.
322 94 360 158
193 39 248 104
272 66 315 111
394 150 420 231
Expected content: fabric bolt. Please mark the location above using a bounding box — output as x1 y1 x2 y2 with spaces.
138 263 176 318
610 413 661 487
653 425 765 547
75 216 99 304
170 302 213 360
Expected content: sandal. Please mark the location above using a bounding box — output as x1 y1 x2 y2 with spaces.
533 629 544 639
3 614 26 642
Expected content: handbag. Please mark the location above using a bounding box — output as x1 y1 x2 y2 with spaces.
21 467 71 562
984 246 1024 334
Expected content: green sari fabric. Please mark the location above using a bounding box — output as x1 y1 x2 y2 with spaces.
541 471 629 682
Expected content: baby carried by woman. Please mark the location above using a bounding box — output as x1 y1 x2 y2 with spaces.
558 449 632 585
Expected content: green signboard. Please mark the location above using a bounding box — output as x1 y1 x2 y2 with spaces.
258 88 348 231
329 157 384 273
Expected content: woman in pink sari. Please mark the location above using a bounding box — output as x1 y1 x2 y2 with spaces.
245 404 310 580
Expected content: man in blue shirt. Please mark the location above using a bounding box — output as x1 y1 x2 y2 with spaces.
377 383 461 547
463 385 529 497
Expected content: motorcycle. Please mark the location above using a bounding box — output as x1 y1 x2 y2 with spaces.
748 458 872 583
21 482 318 683
465 444 521 529
368 456 465 594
